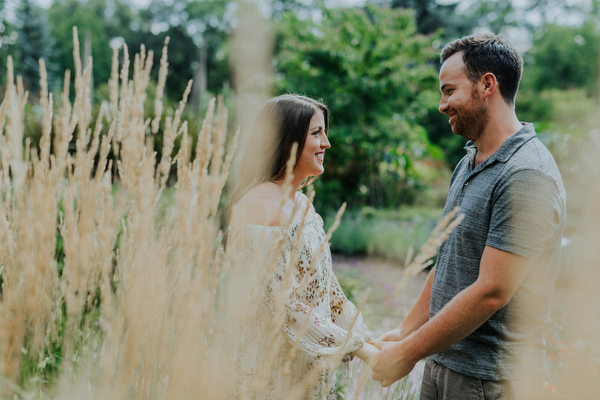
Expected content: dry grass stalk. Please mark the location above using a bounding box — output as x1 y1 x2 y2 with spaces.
0 56 34 388
151 37 170 135
0 28 230 399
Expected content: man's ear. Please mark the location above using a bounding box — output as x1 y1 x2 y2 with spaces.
481 72 498 99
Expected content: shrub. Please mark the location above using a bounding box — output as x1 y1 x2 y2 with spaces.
326 207 443 263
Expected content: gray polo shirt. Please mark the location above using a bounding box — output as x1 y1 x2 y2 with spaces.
430 123 566 381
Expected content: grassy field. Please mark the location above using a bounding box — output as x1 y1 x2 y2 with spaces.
2 27 600 399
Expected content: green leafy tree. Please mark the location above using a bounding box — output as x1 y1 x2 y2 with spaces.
270 0 320 20
0 2 16 85
391 0 470 37
460 0 519 33
120 23 198 103
141 0 232 105
276 5 444 209
14 0 54 94
524 20 600 94
47 0 120 92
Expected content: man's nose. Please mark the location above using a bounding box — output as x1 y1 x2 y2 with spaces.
439 97 449 114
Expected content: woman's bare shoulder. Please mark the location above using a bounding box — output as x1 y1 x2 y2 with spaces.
235 183 283 226
295 191 316 218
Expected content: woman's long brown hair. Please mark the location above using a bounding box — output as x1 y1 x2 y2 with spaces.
225 95 329 222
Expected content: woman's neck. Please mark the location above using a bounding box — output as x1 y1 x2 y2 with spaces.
271 178 304 199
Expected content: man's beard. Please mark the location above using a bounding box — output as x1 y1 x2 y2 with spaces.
452 87 489 142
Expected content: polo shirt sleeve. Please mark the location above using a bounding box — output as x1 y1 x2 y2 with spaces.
487 169 562 259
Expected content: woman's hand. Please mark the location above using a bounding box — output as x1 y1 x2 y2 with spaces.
352 342 379 369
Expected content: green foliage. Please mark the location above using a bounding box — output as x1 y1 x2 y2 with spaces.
47 0 118 92
518 88 597 142
391 0 468 37
515 86 597 242
16 208 67 391
524 20 600 94
18 302 65 392
0 20 16 84
14 0 55 94
458 0 517 34
276 5 444 210
327 206 443 262
139 0 232 102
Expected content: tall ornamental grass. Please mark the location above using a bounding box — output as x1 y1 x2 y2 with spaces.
0 26 459 398
0 26 309 398
5 18 595 400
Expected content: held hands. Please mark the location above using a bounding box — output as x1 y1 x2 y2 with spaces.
352 329 419 387
352 342 380 370
369 340 417 387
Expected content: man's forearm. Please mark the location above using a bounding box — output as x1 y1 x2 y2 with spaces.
402 281 502 362
398 267 435 339
403 246 535 362
371 247 536 387
368 274 495 387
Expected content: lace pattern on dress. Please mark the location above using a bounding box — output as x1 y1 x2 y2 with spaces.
227 214 372 400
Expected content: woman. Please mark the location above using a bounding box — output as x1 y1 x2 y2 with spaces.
225 95 378 399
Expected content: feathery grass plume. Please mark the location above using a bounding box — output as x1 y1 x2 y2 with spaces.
108 47 119 122
112 41 129 163
0 55 34 391
151 37 170 134
38 59 53 172
194 96 216 175
393 206 464 296
0 26 242 398
156 78 192 188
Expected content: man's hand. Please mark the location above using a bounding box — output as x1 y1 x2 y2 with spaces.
369 340 417 387
374 328 403 342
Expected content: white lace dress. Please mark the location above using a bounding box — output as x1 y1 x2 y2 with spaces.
229 213 372 400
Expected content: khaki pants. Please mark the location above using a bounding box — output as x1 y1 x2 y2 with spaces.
419 358 546 400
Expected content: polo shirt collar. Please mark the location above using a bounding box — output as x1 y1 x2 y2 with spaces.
464 123 537 167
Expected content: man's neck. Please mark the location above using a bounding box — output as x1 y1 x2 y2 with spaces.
473 111 522 167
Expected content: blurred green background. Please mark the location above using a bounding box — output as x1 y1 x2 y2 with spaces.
1 0 597 261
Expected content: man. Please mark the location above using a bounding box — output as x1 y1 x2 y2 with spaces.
370 33 566 399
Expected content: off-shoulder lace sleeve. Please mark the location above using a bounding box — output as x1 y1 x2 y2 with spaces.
239 222 369 359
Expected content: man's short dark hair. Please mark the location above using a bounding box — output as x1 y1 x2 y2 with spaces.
440 33 523 105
